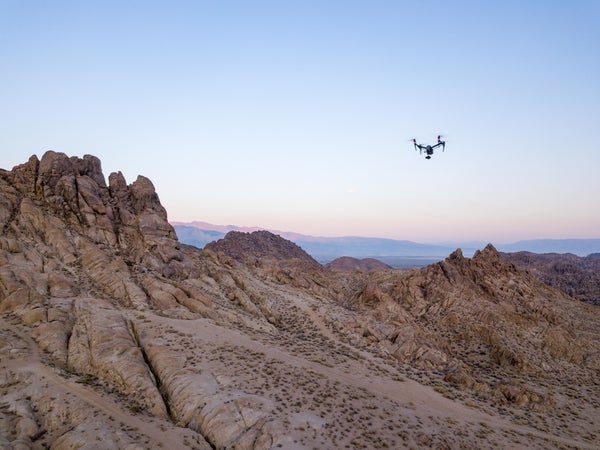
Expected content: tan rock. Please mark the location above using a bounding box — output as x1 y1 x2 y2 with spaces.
67 298 168 418
137 326 282 449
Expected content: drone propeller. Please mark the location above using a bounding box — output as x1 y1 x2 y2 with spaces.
438 135 446 151
410 138 422 154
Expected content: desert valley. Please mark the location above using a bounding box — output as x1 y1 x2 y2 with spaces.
1 151 599 449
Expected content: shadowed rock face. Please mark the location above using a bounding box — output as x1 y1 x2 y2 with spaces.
2 153 600 450
0 152 281 449
325 256 392 272
205 230 322 270
342 245 600 389
2 151 192 279
500 251 600 305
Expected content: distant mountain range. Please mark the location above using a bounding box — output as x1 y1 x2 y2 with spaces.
495 239 600 256
172 221 600 267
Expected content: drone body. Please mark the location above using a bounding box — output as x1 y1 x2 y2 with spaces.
413 135 445 159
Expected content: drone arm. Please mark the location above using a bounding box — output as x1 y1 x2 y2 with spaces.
412 140 421 154
431 141 446 151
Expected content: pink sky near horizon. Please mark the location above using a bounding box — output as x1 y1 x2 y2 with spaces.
2 1 599 244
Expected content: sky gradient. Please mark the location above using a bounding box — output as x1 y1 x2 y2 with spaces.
2 1 599 243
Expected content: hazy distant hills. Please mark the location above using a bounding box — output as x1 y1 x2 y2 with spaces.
496 239 600 256
172 221 600 267
172 222 452 267
290 236 452 267
173 225 225 249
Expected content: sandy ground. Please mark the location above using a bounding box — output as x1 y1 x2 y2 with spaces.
139 310 597 450
1 283 598 449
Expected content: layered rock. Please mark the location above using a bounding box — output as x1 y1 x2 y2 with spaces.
2 151 196 279
135 322 283 448
0 152 224 447
0 151 209 311
338 245 600 407
66 298 168 417
501 250 600 305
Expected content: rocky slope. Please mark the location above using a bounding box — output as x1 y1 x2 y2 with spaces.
205 230 321 270
1 152 599 449
325 256 392 272
500 251 600 305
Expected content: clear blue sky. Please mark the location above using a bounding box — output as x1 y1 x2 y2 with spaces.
2 1 599 243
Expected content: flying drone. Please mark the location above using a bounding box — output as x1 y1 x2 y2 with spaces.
412 135 445 159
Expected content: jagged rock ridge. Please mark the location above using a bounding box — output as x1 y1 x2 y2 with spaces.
0 152 278 449
343 245 600 383
500 251 600 305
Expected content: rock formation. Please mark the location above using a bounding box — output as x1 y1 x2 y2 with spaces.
205 230 321 270
501 251 600 305
325 256 392 272
0 152 276 448
341 246 600 392
1 152 599 449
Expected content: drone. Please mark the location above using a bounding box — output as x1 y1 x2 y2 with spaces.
412 135 445 159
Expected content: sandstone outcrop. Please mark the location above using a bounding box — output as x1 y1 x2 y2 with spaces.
0 152 276 448
134 322 283 448
501 250 600 305
309 243 598 420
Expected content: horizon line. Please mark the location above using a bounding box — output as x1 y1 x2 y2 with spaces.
170 220 600 246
